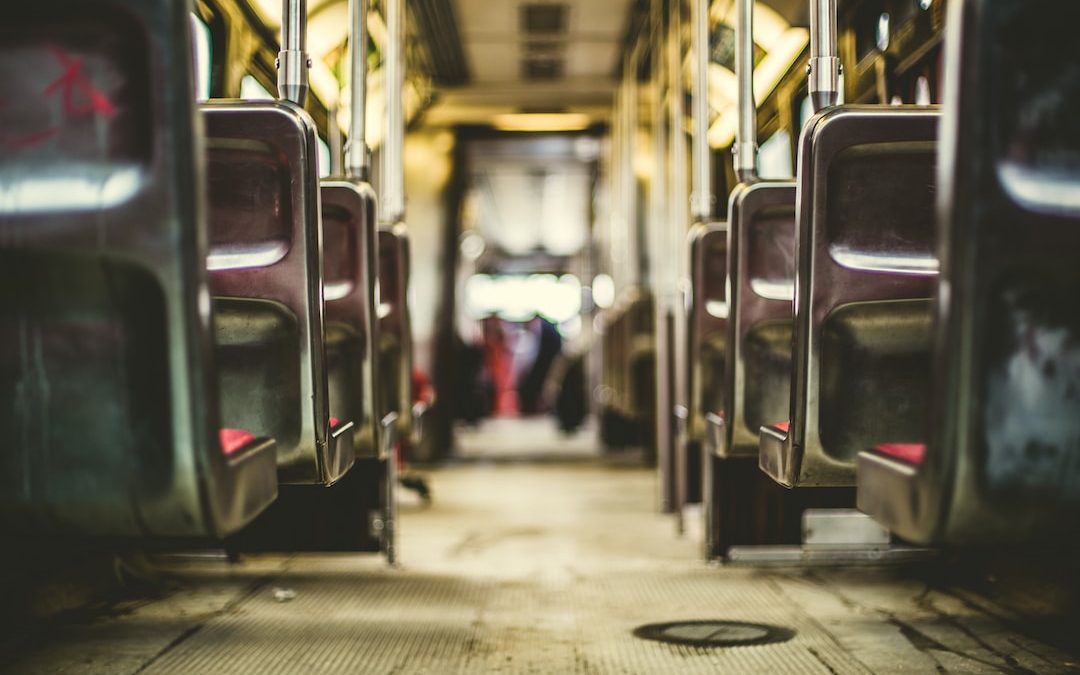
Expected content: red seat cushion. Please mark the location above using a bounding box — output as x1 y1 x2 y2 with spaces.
875 443 926 465
220 428 255 456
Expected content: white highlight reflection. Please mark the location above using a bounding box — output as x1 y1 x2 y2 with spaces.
998 162 1080 217
829 245 939 276
750 279 795 301
323 281 353 302
706 300 729 319
0 167 143 215
207 241 289 271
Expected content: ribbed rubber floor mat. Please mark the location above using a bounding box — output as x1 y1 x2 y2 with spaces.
140 559 868 674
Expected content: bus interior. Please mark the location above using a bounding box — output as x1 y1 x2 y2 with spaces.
1 0 1080 672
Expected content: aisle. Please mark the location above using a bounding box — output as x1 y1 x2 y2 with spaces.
2 421 1075 674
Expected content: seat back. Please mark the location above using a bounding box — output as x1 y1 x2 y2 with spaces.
760 107 939 487
687 223 728 443
719 182 797 457
857 0 1080 543
0 0 277 536
377 227 413 442
322 181 379 456
625 291 656 420
203 101 354 486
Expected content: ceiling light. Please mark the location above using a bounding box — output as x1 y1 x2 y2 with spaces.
492 113 591 132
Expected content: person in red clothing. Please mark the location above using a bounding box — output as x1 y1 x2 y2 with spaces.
482 316 518 416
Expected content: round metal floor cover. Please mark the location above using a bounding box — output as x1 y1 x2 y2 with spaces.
632 620 796 648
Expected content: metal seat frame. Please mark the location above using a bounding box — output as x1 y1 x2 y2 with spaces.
377 226 413 452
321 180 379 457
0 0 277 537
760 106 940 488
857 0 1080 543
202 101 355 486
688 223 729 454
712 181 797 460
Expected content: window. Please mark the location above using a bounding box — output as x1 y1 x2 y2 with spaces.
240 75 274 101
318 136 331 178
190 13 212 100
758 129 793 179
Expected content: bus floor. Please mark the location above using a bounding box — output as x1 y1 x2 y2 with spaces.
3 418 1079 674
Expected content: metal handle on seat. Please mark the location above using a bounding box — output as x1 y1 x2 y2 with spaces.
278 0 310 105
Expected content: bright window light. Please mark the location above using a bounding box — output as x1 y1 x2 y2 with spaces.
318 136 331 178
241 75 275 101
915 76 932 105
758 129 793 179
876 13 891 52
492 113 591 133
190 14 213 100
463 274 583 323
592 273 615 309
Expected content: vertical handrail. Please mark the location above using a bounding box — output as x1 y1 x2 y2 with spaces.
617 81 626 287
624 44 641 285
808 0 840 111
382 0 406 225
278 0 310 105
345 0 370 180
329 103 344 176
690 0 713 220
734 0 757 181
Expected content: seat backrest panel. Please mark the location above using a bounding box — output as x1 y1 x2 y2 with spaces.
770 108 939 486
0 1 278 536
858 0 1080 543
202 102 337 484
725 182 796 453
322 181 377 453
958 0 1080 509
825 141 938 270
688 225 727 428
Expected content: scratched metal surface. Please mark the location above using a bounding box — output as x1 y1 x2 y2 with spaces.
2 421 1077 674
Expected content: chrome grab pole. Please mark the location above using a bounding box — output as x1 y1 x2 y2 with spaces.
278 0 310 105
329 104 344 175
808 0 840 111
345 0 371 180
734 0 757 181
690 0 713 220
381 0 405 225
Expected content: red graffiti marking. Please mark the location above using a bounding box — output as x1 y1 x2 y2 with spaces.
43 46 116 118
0 47 118 151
